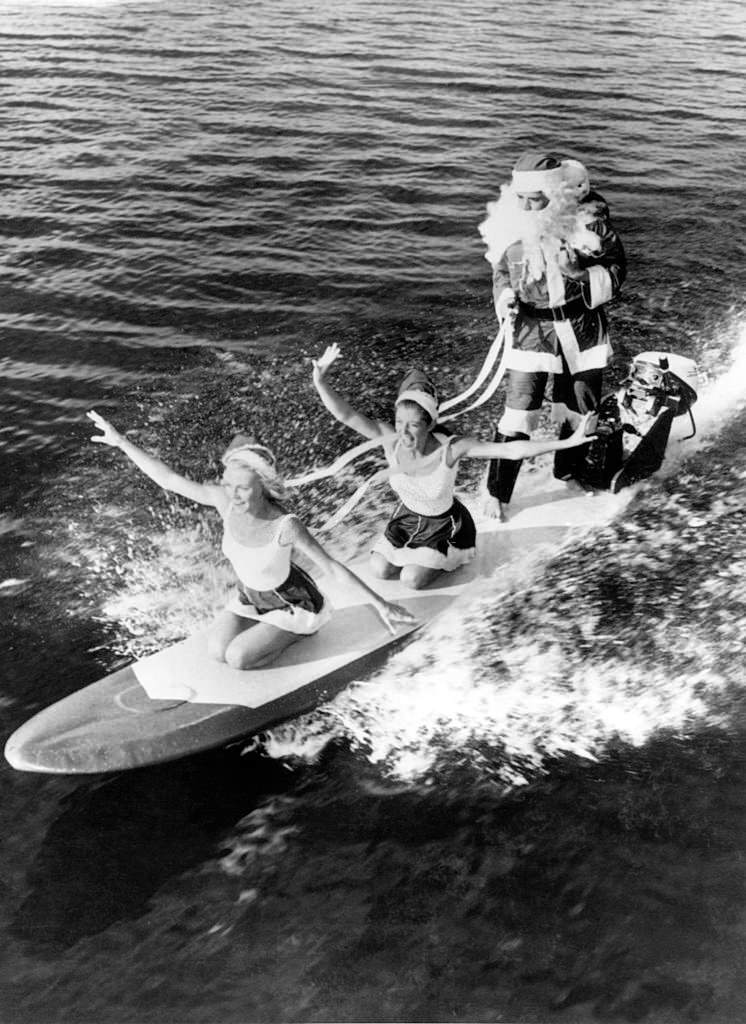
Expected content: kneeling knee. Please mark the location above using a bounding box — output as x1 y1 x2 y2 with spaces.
224 645 255 671
207 639 229 663
369 553 398 579
400 565 429 590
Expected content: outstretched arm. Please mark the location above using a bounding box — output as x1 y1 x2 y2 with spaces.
448 413 597 463
284 517 416 636
311 344 390 441
87 410 222 507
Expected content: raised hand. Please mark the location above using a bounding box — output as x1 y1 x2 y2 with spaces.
375 600 418 636
312 343 341 386
87 409 124 448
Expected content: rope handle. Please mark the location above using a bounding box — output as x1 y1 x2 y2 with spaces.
439 319 507 412
439 319 512 423
286 434 385 488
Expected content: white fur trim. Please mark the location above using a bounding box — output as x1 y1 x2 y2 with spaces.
505 347 563 374
372 535 474 571
553 320 581 375
511 166 565 194
396 389 439 421
498 406 543 434
587 265 614 308
574 340 613 372
553 321 611 375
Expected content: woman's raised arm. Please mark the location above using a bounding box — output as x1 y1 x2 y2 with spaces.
87 410 222 507
311 344 389 441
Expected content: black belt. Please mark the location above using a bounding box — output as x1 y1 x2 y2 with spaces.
517 296 587 322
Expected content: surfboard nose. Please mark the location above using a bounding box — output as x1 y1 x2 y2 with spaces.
2 666 144 774
4 719 57 773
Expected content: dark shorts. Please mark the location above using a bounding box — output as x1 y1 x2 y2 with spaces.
236 563 325 616
374 498 476 571
228 563 330 635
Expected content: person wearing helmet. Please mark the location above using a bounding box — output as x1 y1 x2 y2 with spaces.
576 352 699 492
478 150 627 519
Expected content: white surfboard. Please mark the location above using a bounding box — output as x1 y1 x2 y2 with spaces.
4 482 627 774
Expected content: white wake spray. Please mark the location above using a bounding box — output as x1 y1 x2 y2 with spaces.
262 546 727 788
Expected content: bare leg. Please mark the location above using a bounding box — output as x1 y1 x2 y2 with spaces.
207 609 253 662
224 621 301 670
485 430 529 521
369 551 400 579
400 564 444 590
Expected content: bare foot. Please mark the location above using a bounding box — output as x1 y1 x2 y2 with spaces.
482 495 508 522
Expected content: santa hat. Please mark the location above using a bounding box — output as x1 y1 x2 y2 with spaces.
395 368 439 422
511 151 565 195
510 150 592 199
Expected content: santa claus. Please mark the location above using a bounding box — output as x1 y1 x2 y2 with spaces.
478 150 627 519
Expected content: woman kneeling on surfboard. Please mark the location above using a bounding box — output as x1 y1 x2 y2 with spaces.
312 344 595 590
87 411 415 670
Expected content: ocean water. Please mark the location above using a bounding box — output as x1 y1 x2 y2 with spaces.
1 0 745 1021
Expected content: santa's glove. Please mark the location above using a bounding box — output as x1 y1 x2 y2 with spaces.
495 287 517 322
573 379 598 414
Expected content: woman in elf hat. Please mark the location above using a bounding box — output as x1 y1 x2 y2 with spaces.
86 410 415 670
311 344 595 590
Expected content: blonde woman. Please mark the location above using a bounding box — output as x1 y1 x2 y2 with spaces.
87 411 414 670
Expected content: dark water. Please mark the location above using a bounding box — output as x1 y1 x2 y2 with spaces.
1 0 746 1021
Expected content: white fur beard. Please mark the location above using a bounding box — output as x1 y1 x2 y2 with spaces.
479 182 603 298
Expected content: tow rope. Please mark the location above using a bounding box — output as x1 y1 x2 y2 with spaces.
285 434 384 488
439 318 511 422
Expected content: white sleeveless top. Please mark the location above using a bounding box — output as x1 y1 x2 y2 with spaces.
384 434 459 516
221 512 294 591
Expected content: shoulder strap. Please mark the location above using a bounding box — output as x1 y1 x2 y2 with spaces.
383 435 402 467
432 433 458 460
275 513 298 546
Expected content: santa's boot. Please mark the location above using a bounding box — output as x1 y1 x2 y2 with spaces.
485 431 529 520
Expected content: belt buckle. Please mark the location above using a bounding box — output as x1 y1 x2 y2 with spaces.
551 304 567 323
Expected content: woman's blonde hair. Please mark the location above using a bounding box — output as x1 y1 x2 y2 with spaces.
221 436 290 507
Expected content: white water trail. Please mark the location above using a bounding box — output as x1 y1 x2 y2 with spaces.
263 319 746 786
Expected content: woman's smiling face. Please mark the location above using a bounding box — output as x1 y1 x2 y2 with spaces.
221 462 265 510
394 400 432 452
